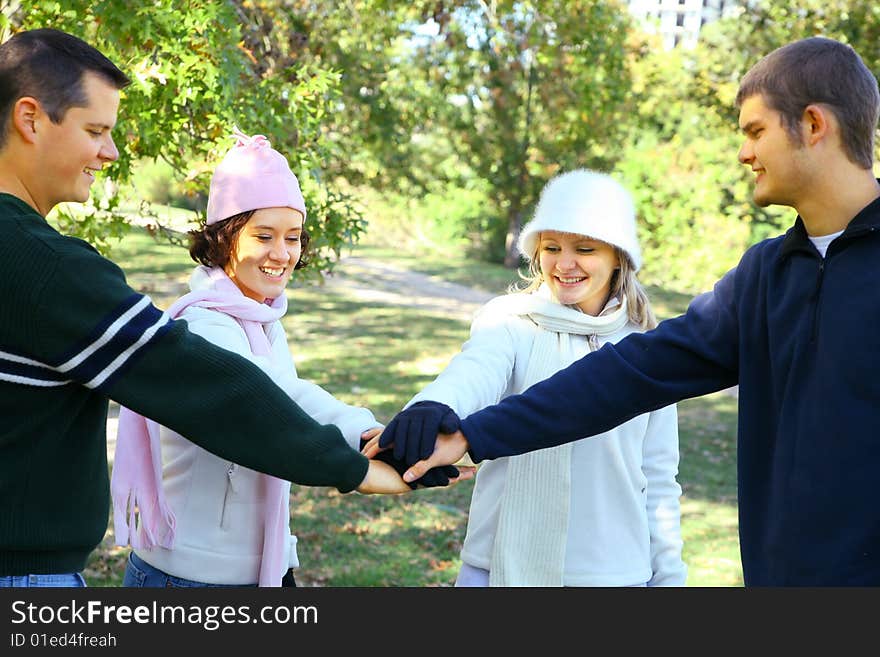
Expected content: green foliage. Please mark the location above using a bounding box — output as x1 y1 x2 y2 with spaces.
5 1 365 273
132 158 204 210
615 134 750 293
299 0 880 290
286 0 637 265
700 1 880 77
610 41 776 293
349 177 504 261
300 182 369 276
281 1 442 186
410 0 637 265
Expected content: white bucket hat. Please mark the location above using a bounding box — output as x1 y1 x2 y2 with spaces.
517 169 642 271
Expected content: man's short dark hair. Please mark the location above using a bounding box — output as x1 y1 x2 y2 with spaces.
0 28 130 148
736 37 880 169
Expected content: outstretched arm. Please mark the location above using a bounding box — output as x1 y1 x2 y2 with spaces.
404 270 741 468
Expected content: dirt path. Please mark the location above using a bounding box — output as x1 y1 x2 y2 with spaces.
322 256 495 320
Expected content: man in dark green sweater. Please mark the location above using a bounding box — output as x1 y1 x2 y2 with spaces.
0 28 413 587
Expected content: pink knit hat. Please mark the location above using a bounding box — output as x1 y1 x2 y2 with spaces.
205 127 307 225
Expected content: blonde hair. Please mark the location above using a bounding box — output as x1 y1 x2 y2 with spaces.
514 243 657 330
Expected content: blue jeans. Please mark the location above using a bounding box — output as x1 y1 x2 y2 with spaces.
0 572 87 587
123 551 254 588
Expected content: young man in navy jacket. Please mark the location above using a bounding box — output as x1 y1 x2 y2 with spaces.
380 36 880 586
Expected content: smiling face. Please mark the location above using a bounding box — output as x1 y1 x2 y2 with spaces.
538 230 620 316
737 94 812 209
33 72 120 216
224 207 304 303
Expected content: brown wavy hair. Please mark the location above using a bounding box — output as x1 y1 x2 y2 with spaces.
188 210 311 270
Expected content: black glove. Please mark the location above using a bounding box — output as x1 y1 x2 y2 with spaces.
379 401 461 465
360 438 459 489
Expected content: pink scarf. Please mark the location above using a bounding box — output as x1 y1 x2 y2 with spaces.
111 266 291 587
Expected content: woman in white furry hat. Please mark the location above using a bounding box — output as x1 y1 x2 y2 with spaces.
368 169 687 586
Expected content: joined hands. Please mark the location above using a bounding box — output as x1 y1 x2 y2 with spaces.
360 402 473 487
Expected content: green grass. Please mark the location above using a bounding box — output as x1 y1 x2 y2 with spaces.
86 223 742 587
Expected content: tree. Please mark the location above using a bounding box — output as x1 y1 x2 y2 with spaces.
405 0 636 266
277 1 636 266
610 32 760 293
1 0 366 273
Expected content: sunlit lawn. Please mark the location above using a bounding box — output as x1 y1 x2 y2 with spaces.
88 224 742 587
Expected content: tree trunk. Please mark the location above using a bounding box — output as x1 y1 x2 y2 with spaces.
502 51 536 269
503 206 525 268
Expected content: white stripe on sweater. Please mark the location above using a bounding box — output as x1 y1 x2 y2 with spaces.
85 310 171 388
0 349 51 367
0 349 71 385
56 296 154 372
0 372 69 386
0 296 170 389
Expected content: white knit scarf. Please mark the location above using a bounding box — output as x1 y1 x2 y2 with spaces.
488 285 630 586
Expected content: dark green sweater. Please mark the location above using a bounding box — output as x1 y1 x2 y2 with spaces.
0 194 368 576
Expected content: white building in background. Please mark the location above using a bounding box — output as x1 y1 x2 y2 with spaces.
627 0 741 50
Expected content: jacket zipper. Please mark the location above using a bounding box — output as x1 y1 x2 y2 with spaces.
220 463 237 529
807 225 879 343
809 259 825 344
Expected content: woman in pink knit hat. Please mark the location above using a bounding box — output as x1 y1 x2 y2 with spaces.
110 128 463 588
